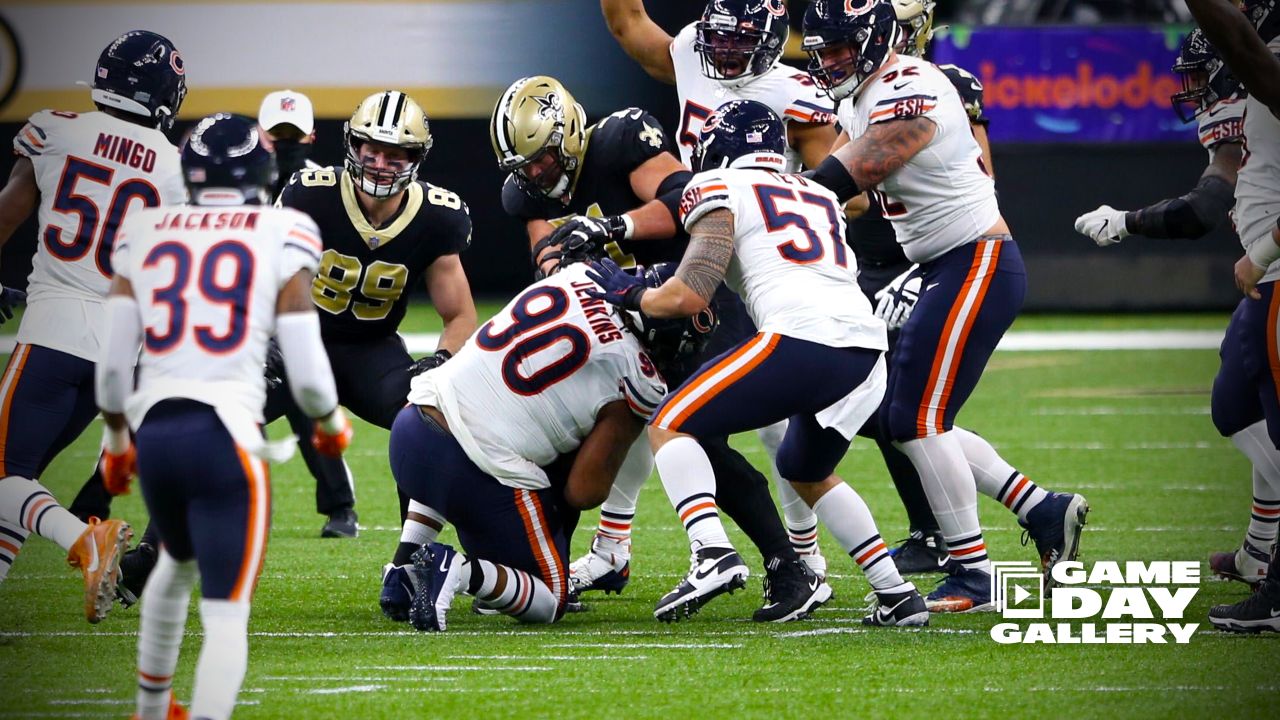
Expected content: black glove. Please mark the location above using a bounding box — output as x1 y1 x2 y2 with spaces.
585 258 646 311
546 216 629 264
0 285 27 325
263 340 286 391
409 349 452 377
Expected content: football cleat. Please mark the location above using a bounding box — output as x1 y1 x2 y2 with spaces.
1020 492 1089 585
131 697 188 720
863 586 930 627
888 530 958 575
116 541 158 608
380 563 419 622
798 551 829 584
321 507 359 539
1208 579 1280 633
925 568 994 613
66 517 131 623
409 543 464 632
654 545 749 623
569 538 631 595
752 555 832 623
1209 543 1270 586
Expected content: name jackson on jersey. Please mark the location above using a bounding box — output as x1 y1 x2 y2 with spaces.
277 166 471 341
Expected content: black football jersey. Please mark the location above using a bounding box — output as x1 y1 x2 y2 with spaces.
848 63 988 269
502 107 688 268
278 167 471 341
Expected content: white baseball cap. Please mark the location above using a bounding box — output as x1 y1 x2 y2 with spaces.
258 89 314 135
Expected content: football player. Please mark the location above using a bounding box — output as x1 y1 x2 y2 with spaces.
489 75 830 623
799 0 1088 612
390 261 709 632
267 90 477 539
600 0 843 580
588 99 928 626
846 0 1081 578
0 30 188 621
97 113 351 720
1078 28 1278 587
1187 0 1280 633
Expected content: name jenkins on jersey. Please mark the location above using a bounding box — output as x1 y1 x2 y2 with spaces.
278 167 471 341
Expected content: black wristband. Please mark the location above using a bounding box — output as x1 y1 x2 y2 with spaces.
622 285 646 311
602 215 629 241
434 348 452 362
806 155 861 203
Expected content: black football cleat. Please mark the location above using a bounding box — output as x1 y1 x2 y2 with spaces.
1208 580 1280 634
752 556 832 623
321 507 359 539
654 545 748 623
863 586 930 627
888 530 957 575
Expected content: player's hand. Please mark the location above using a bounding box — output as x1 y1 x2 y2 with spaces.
408 349 452 377
1236 254 1267 300
99 427 136 496
0 285 27 325
1074 205 1130 246
873 264 923 331
263 340 286 391
585 258 646 311
312 408 353 457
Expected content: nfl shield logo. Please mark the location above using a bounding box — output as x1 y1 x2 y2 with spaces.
368 237 380 249
281 97 296 112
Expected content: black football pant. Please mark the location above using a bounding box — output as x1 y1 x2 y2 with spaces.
264 334 416 517
856 261 939 535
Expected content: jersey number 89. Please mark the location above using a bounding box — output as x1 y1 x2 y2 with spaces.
312 250 409 321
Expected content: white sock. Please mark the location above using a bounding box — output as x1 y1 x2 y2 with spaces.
191 599 251 720
761 421 823 558
1231 421 1280 552
954 428 1049 522
0 519 28 583
811 482 909 592
0 476 86 551
400 500 444 549
596 437 649 549
899 433 990 573
654 436 730 550
136 551 197 720
470 558 559 623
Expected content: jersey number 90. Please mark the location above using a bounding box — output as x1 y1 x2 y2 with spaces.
476 286 590 396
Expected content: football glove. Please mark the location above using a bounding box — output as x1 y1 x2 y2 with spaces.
585 258 646 311
873 264 923 331
408 349 452 377
263 340 286 391
99 427 136 496
0 285 27 325
1074 205 1130 246
312 408 353 457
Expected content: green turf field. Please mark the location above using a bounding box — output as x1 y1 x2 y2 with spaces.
2 308 1277 720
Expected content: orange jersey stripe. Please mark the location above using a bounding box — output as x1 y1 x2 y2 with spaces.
951 543 987 556
138 670 172 684
514 490 557 600
665 334 778 431
230 448 269 602
0 344 31 475
1254 505 1280 516
22 129 44 148
855 542 887 565
287 229 322 250
1003 476 1029 507
526 491 565 602
599 518 631 530
23 497 53 533
653 334 766 427
0 538 20 555
784 109 813 121
655 333 779 431
678 501 717 523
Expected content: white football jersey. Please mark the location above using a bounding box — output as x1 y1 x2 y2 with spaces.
1197 94 1247 161
113 205 322 442
13 110 186 361
408 263 667 490
836 54 1001 263
670 23 834 172
680 168 886 351
1236 40 1280 283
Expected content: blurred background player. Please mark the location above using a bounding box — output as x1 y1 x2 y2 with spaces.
1185 0 1280 633
490 74 829 622
97 113 352 720
0 30 188 621
1076 26 1277 587
800 0 1088 612
258 89 322 199
587 99 927 626
267 90 476 539
600 0 844 583
390 260 712 632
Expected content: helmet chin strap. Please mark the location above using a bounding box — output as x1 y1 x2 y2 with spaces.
544 172 571 200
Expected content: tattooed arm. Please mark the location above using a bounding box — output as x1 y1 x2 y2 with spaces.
833 117 937 189
639 208 735 319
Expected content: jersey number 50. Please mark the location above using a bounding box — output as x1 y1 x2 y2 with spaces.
45 156 161 277
476 286 590 396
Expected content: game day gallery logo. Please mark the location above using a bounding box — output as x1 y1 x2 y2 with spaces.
990 560 1200 644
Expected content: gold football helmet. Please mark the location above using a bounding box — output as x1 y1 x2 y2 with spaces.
490 76 587 201
892 0 937 58
344 90 433 198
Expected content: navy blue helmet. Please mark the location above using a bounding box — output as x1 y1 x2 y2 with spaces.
694 0 790 88
1244 0 1280 44
1171 29 1241 124
802 0 900 101
181 114 277 206
692 99 787 173
626 263 719 371
90 31 187 132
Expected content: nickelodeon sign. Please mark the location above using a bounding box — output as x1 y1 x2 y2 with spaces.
978 61 1181 111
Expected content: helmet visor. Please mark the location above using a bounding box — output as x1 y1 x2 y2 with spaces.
696 24 764 80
